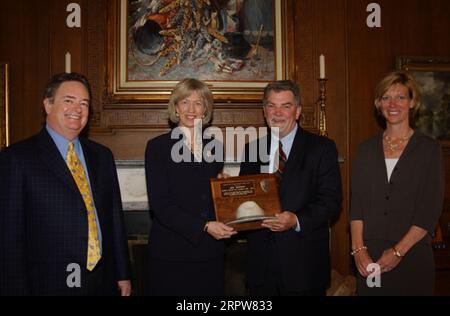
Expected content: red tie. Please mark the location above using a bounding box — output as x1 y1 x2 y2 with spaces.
274 141 287 182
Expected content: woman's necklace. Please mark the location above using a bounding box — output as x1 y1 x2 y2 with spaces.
383 130 413 153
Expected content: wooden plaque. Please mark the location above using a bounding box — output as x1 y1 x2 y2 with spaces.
210 174 281 231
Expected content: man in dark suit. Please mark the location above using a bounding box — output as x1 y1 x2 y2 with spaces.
239 80 342 295
0 73 131 295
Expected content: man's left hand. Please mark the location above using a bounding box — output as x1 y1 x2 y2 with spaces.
262 211 297 232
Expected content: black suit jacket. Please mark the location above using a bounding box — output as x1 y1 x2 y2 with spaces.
239 127 342 291
0 129 131 295
145 131 225 262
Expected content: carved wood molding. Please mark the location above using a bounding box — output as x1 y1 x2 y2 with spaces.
212 108 265 126
96 106 315 131
102 109 169 128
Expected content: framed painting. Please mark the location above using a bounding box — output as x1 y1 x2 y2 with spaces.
0 62 9 150
107 0 288 103
396 56 450 142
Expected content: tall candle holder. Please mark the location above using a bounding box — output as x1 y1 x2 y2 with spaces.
317 78 328 137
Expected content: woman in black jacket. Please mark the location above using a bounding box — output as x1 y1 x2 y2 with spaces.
145 78 236 296
350 71 444 295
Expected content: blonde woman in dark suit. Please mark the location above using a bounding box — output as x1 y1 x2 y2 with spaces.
350 71 444 295
145 79 236 296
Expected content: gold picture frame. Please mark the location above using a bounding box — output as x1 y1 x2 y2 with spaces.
106 0 288 104
0 62 9 150
396 56 450 143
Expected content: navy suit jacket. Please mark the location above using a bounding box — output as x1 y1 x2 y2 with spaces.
145 131 225 262
0 129 131 295
239 127 342 291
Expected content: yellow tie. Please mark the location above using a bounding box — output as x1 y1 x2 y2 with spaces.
66 142 101 271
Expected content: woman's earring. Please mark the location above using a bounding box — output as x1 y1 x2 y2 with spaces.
175 111 179 117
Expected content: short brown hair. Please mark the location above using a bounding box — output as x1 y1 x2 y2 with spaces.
168 78 214 124
43 72 92 101
374 71 421 125
263 80 301 106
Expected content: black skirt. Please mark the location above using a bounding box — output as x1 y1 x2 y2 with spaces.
356 239 435 296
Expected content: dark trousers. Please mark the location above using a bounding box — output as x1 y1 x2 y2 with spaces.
146 257 225 296
83 259 117 296
249 235 326 296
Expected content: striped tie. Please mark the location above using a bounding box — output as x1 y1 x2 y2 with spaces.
66 142 101 271
274 141 287 182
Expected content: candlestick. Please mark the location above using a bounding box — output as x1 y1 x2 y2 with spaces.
317 78 328 137
319 54 325 79
65 52 71 73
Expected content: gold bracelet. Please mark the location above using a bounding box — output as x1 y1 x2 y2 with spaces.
392 247 403 258
350 246 367 256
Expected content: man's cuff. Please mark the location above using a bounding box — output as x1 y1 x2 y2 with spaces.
294 215 301 232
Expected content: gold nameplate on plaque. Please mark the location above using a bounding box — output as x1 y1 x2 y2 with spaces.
210 174 281 231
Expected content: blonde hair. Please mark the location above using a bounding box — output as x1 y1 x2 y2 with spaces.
167 78 214 125
374 71 421 109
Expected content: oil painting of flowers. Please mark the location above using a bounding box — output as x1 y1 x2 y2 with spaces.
127 0 279 82
413 71 450 140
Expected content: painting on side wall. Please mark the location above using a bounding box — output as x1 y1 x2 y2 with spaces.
398 57 450 245
0 62 9 150
396 56 450 142
108 0 287 103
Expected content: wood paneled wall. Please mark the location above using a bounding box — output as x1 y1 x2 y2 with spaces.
346 0 450 254
1 0 449 276
0 0 50 143
347 0 450 160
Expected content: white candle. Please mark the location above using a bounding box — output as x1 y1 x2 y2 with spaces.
319 54 325 79
65 52 71 73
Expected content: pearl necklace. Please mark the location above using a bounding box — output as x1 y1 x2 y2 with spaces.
383 131 413 153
